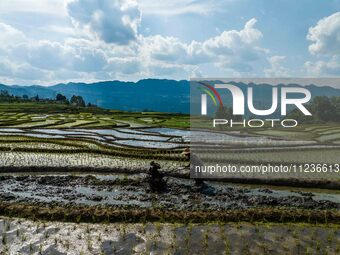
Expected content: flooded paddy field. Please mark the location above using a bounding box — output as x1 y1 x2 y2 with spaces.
0 119 338 254
0 127 338 174
0 217 339 255
0 125 338 210
0 126 322 150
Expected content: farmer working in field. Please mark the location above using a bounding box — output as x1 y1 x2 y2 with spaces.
182 147 205 186
147 161 166 192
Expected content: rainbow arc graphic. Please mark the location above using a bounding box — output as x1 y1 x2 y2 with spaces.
198 82 223 107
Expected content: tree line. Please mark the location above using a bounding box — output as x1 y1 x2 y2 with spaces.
288 96 340 123
0 90 96 108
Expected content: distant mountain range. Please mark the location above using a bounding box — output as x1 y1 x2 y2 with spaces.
1 79 340 113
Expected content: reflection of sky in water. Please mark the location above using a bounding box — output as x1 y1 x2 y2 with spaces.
0 127 316 147
144 128 190 138
0 132 65 138
0 128 25 132
76 129 169 141
33 129 92 135
145 128 319 146
116 128 152 134
144 128 271 143
114 140 181 149
22 133 65 139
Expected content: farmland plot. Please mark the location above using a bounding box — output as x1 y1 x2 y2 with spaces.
0 218 339 255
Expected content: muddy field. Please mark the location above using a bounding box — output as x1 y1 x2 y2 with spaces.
0 173 339 211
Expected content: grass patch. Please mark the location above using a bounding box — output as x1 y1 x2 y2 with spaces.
0 203 338 224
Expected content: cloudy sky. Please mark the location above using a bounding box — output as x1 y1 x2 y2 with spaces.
0 0 340 85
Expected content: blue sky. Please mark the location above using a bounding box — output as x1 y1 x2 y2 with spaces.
0 0 340 85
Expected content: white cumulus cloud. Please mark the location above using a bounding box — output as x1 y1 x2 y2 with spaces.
264 56 290 77
66 0 141 44
304 57 340 76
139 0 221 16
140 18 266 73
305 12 340 76
0 0 271 84
0 23 27 47
307 12 340 56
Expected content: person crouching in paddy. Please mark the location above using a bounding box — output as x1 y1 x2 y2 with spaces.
182 147 205 187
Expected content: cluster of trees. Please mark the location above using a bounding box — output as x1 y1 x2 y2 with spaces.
55 94 87 107
0 90 40 102
288 96 340 123
0 90 96 108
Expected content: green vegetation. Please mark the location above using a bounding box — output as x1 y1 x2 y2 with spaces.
247 123 340 143
0 90 190 128
201 149 340 165
0 98 337 255
0 203 339 224
1 217 339 255
0 107 189 128
288 96 340 123
0 102 105 114
0 90 91 107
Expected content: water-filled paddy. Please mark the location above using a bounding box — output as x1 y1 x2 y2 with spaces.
0 127 330 149
0 128 187 149
0 218 339 255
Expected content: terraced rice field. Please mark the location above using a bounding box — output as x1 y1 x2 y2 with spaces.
0 126 192 175
191 124 340 182
0 218 339 255
0 117 338 183
249 124 340 144
0 110 338 254
0 111 189 129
